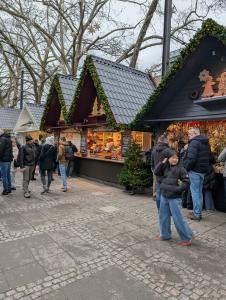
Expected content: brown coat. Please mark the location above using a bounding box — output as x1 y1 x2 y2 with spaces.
57 143 67 163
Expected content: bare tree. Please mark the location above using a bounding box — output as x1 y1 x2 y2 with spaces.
0 0 225 106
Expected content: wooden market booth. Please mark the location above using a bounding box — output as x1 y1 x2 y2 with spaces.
68 55 155 185
134 19 226 212
14 103 45 144
40 74 80 146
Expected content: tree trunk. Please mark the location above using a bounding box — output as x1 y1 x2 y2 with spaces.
129 0 159 68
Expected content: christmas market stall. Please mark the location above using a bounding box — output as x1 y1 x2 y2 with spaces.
40 74 79 146
14 103 45 143
68 55 155 185
133 19 226 211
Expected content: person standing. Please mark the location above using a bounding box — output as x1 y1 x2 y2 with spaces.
18 135 36 198
154 150 193 246
39 136 55 194
184 128 211 221
66 141 78 177
31 139 41 180
57 137 68 192
218 147 226 206
0 130 13 195
11 138 20 190
151 135 170 210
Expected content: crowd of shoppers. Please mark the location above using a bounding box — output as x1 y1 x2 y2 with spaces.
0 131 77 198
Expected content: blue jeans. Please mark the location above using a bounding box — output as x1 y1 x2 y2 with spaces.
66 160 74 177
59 163 67 188
156 180 161 211
188 171 205 217
204 189 215 210
0 162 11 193
159 195 193 241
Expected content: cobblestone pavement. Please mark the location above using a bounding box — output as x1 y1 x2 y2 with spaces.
0 174 226 300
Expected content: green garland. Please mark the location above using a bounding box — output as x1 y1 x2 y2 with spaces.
131 18 226 128
69 56 121 130
40 75 69 130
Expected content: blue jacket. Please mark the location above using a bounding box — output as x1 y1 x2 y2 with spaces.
183 135 211 174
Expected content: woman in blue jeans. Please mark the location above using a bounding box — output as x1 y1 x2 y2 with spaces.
154 150 193 246
218 148 226 205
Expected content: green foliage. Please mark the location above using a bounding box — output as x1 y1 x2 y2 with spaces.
131 18 225 128
118 141 152 193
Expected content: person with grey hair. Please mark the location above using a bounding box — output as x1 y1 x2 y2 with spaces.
39 136 56 194
184 128 211 221
151 135 170 210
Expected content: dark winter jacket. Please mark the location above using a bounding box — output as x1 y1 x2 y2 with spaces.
33 142 41 163
203 166 216 190
0 133 13 162
39 144 56 170
183 135 211 174
151 142 170 171
18 144 36 168
154 161 189 198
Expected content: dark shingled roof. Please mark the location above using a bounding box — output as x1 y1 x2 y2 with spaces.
90 55 155 124
0 107 20 130
58 75 78 108
26 103 45 128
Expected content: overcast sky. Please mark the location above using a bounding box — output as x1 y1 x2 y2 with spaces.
113 0 226 71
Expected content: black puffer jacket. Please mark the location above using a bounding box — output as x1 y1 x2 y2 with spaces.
183 135 211 173
18 144 36 168
0 133 13 162
151 143 170 170
154 162 189 198
203 166 216 190
39 144 56 170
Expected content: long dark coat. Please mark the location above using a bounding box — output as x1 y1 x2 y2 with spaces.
39 144 56 170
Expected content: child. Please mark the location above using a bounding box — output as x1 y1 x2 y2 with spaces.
154 149 193 246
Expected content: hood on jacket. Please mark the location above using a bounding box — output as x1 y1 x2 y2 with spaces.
190 135 209 144
155 142 169 153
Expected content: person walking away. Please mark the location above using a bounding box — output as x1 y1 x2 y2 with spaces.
0 130 13 195
57 137 68 192
18 135 36 198
218 147 226 206
66 141 78 177
151 135 170 210
154 150 193 246
11 138 20 190
39 136 55 194
31 139 41 180
183 128 211 221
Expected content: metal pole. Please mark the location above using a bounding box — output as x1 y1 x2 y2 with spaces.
20 70 24 110
162 0 172 77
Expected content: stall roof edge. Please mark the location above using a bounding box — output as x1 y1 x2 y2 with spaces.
68 54 155 127
0 107 20 130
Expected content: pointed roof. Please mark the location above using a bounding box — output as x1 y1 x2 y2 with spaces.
132 18 226 126
26 103 44 128
40 74 78 130
69 55 155 128
0 107 20 130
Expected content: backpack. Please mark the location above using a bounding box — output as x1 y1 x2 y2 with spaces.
64 145 74 160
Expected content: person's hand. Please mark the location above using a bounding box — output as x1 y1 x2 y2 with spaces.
20 168 26 172
162 158 168 163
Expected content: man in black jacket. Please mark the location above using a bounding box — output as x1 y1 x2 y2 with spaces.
0 130 13 195
184 128 211 221
19 135 36 198
151 135 170 210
